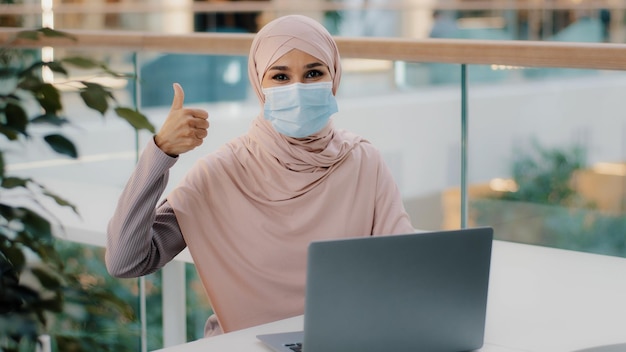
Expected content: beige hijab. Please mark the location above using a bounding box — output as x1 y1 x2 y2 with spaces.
246 14 354 174
168 15 413 335
248 15 362 187
248 14 342 103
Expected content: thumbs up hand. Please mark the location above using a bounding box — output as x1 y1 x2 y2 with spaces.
154 83 209 156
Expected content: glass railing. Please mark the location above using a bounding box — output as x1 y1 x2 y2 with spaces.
1 0 625 42
2 22 626 351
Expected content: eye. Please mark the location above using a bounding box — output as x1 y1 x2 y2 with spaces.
305 70 324 79
271 73 289 81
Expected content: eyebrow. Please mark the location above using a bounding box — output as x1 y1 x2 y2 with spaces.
267 62 325 71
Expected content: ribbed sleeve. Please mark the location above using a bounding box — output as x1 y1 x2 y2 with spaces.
105 138 187 278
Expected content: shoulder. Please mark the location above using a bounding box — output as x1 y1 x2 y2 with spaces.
340 132 383 162
178 136 249 183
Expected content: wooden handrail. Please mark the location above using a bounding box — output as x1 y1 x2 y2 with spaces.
2 28 626 70
0 29 254 56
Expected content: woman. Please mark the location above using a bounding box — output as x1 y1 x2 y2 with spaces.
106 14 414 337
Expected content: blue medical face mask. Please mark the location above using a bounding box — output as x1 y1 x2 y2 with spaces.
262 81 338 138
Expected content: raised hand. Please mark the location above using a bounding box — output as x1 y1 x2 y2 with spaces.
154 83 209 156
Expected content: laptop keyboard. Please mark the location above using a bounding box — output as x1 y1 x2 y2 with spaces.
284 343 303 351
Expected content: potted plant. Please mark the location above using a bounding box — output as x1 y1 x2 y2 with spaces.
1 27 155 351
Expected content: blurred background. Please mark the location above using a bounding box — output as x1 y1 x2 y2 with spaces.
1 1 626 351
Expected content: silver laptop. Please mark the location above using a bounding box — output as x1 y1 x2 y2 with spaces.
257 227 493 352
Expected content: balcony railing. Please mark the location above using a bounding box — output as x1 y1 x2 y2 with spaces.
2 26 626 67
2 27 626 351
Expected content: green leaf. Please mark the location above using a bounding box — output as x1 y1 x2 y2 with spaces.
44 61 69 76
17 74 44 91
0 203 16 221
33 296 64 315
15 30 40 41
61 56 103 70
79 82 109 115
30 267 62 290
0 243 26 273
3 102 29 136
31 113 70 126
114 107 155 133
102 66 133 79
21 208 53 241
19 231 61 266
62 57 132 79
42 189 79 215
32 83 63 114
0 152 4 180
10 209 57 264
3 177 79 214
36 27 77 41
1 176 31 189
0 126 19 141
43 134 78 158
18 61 45 78
0 67 21 79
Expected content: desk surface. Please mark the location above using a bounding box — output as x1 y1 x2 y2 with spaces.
155 241 626 352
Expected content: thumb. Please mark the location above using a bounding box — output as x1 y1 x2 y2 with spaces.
171 83 185 110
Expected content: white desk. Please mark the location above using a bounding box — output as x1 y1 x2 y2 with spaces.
155 241 626 352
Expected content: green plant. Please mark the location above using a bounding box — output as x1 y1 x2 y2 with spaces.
499 139 587 206
471 140 626 258
0 27 154 351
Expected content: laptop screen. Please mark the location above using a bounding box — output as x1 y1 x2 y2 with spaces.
259 227 494 352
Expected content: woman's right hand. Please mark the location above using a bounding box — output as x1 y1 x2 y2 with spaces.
154 83 210 157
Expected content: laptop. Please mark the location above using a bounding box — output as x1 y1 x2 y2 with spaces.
257 227 493 352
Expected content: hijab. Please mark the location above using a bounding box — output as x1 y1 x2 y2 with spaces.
167 14 413 335
248 14 342 104
245 14 361 175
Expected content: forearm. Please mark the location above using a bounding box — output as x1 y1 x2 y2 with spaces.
105 138 186 278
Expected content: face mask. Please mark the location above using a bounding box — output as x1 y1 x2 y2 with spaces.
262 81 338 138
